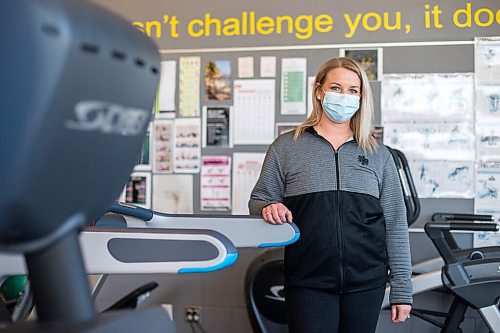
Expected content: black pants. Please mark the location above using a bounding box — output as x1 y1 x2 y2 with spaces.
286 285 385 333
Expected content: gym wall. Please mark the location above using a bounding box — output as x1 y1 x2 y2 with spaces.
89 0 499 332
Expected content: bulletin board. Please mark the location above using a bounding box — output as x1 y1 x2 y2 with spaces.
90 0 499 226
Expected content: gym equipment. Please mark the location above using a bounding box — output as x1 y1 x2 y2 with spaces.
388 147 420 225
107 201 300 248
0 228 238 277
0 0 174 331
422 222 500 332
412 213 497 274
89 202 299 304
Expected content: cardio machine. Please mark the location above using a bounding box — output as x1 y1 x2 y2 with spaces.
422 221 500 333
0 0 239 331
0 2 301 329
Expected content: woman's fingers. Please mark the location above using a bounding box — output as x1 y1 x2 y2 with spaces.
262 204 292 224
391 305 411 323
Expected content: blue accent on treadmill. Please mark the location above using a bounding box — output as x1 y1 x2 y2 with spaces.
110 202 153 221
177 252 238 274
258 230 300 248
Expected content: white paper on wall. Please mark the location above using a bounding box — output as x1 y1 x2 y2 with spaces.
474 162 500 246
281 58 307 115
307 76 315 117
231 153 265 215
476 124 500 161
382 73 474 198
233 79 275 145
260 56 276 78
179 56 201 117
475 85 500 124
157 61 176 114
152 174 193 214
382 73 474 123
200 156 231 211
134 123 152 171
173 118 201 173
153 120 174 173
475 37 500 85
238 56 254 78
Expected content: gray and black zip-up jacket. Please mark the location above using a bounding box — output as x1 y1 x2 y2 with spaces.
249 127 413 305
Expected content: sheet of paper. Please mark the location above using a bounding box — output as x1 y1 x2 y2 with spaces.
260 56 276 78
382 73 475 198
152 120 174 173
157 61 176 115
238 56 254 78
120 172 151 208
474 162 500 246
476 124 500 161
307 76 315 117
475 84 500 124
281 58 307 115
233 79 275 145
232 153 265 215
475 37 500 85
383 123 474 162
174 118 201 173
202 106 232 148
134 124 152 171
179 56 201 117
200 156 231 211
382 73 474 123
152 174 193 214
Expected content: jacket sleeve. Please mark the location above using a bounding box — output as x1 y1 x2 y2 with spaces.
380 152 413 305
248 144 286 215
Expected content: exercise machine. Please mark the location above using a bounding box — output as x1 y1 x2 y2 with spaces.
1 0 172 331
1 0 300 330
421 222 500 332
90 202 299 305
107 201 299 249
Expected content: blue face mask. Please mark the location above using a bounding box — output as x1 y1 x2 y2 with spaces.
321 91 360 123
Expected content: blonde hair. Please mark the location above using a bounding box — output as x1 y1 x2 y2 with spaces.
294 57 377 152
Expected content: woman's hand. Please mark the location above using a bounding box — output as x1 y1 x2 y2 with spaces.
391 304 412 323
261 203 293 224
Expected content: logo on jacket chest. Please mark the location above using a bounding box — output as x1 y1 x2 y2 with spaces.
357 155 369 166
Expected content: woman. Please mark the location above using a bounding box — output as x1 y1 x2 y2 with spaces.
249 57 412 333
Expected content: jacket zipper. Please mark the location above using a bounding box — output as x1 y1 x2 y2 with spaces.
334 149 345 293
312 128 349 292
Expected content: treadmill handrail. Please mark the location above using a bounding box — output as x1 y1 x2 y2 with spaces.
0 227 239 277
107 201 301 248
432 213 494 222
424 222 499 266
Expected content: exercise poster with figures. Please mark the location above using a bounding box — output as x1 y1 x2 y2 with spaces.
474 37 500 247
382 73 475 199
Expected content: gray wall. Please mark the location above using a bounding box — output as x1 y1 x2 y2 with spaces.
89 0 499 332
